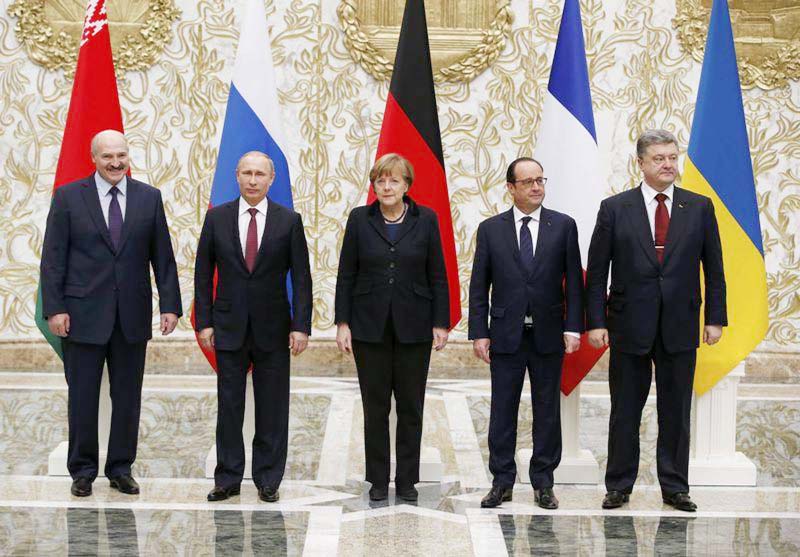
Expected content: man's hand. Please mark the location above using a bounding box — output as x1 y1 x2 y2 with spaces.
160 313 179 335
433 327 449 351
564 334 580 354
703 325 723 345
289 331 309 356
336 323 352 354
48 313 70 337
587 328 609 349
473 338 491 364
198 327 214 349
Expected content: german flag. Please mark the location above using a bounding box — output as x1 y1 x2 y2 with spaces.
368 0 461 330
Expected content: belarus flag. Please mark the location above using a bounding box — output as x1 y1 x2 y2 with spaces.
191 0 293 369
534 0 605 395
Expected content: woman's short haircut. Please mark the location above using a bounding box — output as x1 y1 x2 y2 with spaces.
369 153 415 188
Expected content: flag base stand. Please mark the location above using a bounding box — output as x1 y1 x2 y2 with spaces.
49 370 112 476
689 362 757 486
516 385 599 484
206 373 256 479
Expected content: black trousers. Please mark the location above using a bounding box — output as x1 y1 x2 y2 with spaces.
61 317 147 481
605 331 696 496
214 325 290 490
352 317 431 487
488 327 563 489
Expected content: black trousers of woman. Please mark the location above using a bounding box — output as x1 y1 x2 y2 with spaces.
352 316 432 488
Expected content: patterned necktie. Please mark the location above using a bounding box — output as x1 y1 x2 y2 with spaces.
519 216 534 275
245 207 259 273
654 193 670 263
108 186 123 250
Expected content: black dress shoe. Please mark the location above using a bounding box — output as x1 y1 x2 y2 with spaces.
396 484 418 502
663 492 697 512
369 485 389 501
481 486 513 508
71 477 93 497
258 486 280 503
534 487 559 510
602 490 630 509
109 475 140 495
207 485 241 502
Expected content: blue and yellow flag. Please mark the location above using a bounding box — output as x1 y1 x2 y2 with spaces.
683 0 769 395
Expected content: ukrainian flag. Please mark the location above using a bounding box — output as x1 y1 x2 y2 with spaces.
682 0 769 395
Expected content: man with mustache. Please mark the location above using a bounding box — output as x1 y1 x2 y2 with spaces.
40 129 182 497
585 129 727 512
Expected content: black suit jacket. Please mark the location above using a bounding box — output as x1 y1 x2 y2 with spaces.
585 185 727 355
194 198 312 352
334 197 449 343
468 206 584 355
40 174 182 345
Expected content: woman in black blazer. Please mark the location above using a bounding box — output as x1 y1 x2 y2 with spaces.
335 153 449 502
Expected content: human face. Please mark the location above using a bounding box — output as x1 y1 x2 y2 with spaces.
507 160 546 213
237 155 274 206
373 166 409 210
638 142 679 191
91 133 129 185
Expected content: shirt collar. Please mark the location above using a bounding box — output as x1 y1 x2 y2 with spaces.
239 196 268 216
513 204 541 223
95 172 127 197
641 181 673 204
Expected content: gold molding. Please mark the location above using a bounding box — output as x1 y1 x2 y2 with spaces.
674 0 800 90
8 0 180 75
336 0 513 83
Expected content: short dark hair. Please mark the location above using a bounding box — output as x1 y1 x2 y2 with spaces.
506 157 544 183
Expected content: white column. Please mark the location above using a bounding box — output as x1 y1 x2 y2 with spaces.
517 384 599 484
689 362 756 485
206 372 256 478
49 368 112 476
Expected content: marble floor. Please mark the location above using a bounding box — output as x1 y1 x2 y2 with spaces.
0 371 798 555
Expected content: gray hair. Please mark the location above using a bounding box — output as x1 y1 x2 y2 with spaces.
636 129 679 159
236 151 275 173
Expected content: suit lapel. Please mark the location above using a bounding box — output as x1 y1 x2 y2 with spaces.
662 187 689 266
391 210 419 245
367 204 393 245
229 201 248 272
252 200 278 272
532 207 551 266
115 178 139 254
501 208 526 277
624 187 659 269
80 175 115 253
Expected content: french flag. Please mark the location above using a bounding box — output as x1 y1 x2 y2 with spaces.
193 0 293 369
534 0 605 395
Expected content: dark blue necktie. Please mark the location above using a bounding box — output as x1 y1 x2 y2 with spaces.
108 186 123 250
519 216 534 275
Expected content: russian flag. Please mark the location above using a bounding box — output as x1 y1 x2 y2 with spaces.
534 0 605 395
683 0 768 395
192 0 293 369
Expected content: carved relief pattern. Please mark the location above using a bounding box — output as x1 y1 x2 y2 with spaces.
0 0 797 354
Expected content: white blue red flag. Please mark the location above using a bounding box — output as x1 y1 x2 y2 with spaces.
193 0 293 369
534 0 605 394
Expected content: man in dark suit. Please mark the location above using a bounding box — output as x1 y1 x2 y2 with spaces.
469 157 584 509
586 129 727 512
40 129 182 497
195 151 312 503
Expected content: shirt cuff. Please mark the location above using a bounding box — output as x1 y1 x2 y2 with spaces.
564 331 580 339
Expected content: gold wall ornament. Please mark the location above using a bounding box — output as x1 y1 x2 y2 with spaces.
674 0 800 89
7 0 180 75
337 0 513 83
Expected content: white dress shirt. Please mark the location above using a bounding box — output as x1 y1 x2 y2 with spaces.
511 205 578 337
640 181 674 241
238 196 268 257
95 172 127 226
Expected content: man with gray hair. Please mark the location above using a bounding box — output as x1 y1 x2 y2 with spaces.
585 129 727 512
194 151 312 503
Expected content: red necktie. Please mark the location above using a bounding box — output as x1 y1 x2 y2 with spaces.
654 193 670 263
245 207 258 272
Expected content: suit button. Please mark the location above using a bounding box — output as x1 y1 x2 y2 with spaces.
389 262 395 269
389 278 394 284
390 247 396 252
659 276 663 281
